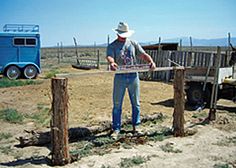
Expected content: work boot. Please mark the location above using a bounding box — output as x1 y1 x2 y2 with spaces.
133 125 143 135
111 130 120 140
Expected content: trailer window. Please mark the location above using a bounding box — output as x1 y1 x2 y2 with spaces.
26 38 36 45
14 38 25 45
13 38 36 46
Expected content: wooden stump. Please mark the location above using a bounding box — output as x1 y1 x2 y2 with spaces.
51 77 70 165
173 69 185 137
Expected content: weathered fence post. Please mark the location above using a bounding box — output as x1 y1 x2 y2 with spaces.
97 49 100 69
57 43 60 64
60 42 64 60
208 46 221 121
190 36 193 52
51 77 71 165
173 68 185 137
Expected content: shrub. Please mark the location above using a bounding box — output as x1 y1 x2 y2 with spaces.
29 104 50 127
44 69 61 79
160 142 182 153
0 108 24 124
0 78 41 88
119 155 149 168
214 163 231 168
0 132 12 141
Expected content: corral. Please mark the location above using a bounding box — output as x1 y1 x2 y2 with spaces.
0 46 236 167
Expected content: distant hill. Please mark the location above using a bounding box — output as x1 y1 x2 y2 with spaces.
160 37 236 47
43 37 236 48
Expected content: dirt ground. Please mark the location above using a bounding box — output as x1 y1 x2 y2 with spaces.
0 62 236 168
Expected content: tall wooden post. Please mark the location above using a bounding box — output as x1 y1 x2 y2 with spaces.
190 36 193 52
60 42 64 60
97 50 100 69
173 69 185 137
179 39 182 52
73 37 79 64
51 77 70 165
208 47 221 121
107 34 110 46
57 43 60 64
94 41 96 58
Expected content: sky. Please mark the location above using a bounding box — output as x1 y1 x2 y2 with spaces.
0 0 235 47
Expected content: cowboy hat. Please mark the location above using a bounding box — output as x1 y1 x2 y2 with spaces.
112 22 135 38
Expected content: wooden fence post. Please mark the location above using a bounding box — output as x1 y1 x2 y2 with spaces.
57 43 60 64
51 77 70 165
173 68 185 137
208 46 221 121
97 49 100 69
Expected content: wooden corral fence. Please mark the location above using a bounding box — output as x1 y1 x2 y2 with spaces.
50 67 185 165
41 46 103 69
72 50 100 70
139 50 231 81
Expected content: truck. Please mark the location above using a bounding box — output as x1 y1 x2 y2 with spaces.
184 48 236 106
0 24 41 79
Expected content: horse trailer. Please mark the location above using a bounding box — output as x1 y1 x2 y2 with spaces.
0 24 41 79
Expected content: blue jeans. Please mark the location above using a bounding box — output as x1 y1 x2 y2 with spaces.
112 72 141 131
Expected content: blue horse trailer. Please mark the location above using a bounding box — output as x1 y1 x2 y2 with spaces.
0 24 41 79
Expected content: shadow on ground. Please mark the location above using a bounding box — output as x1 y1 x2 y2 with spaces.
0 156 50 167
150 98 200 111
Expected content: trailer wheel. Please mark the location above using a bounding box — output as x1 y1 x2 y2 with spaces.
186 84 210 105
5 65 21 80
23 65 38 79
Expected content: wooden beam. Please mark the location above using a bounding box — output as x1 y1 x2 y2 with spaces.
51 77 71 165
55 66 185 78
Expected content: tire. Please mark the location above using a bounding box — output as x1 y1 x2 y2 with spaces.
5 65 21 80
23 65 38 79
186 83 210 105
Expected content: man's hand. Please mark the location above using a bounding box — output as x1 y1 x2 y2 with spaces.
140 53 156 71
149 62 156 71
110 62 118 71
107 56 118 71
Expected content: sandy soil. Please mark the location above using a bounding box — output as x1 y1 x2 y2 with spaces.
0 64 236 168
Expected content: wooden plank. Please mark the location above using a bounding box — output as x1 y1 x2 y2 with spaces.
200 52 204 67
183 51 187 67
161 51 166 80
193 52 197 66
197 52 200 66
165 51 171 82
156 50 161 80
187 52 192 67
181 51 184 65
55 66 185 78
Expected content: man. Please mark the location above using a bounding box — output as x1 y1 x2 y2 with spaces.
106 22 156 139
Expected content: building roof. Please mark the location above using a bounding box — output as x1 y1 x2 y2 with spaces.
142 43 179 50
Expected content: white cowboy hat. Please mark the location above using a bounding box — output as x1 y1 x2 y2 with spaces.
112 22 135 38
